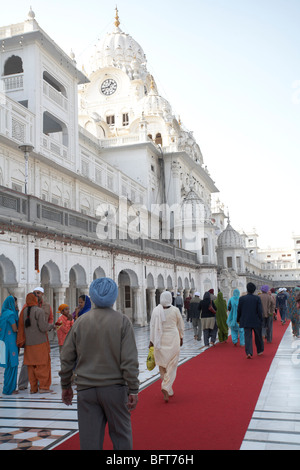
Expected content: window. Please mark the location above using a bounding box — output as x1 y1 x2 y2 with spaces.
125 286 131 308
4 55 23 75
155 133 162 145
227 257 233 268
106 115 115 126
122 113 129 126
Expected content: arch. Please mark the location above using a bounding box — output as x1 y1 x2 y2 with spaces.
118 268 139 288
157 274 165 289
93 266 106 279
3 55 23 76
146 273 155 289
167 275 173 290
41 260 61 287
184 277 190 289
69 263 87 287
0 254 17 285
177 276 183 289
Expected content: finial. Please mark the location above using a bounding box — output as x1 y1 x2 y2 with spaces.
178 116 182 126
115 6 120 28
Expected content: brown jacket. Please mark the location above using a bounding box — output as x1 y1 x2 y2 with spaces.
259 292 273 318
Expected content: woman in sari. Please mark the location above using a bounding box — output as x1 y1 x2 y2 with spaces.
227 289 245 347
72 295 92 320
17 293 54 394
214 291 228 343
149 291 184 402
0 295 19 395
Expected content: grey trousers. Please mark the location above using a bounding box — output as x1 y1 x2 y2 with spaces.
77 385 133 450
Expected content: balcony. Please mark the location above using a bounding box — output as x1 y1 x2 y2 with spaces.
0 92 34 145
0 186 199 267
43 80 68 111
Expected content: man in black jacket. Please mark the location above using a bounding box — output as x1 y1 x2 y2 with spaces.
237 282 264 359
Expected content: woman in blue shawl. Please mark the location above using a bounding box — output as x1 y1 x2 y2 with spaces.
72 294 92 320
0 295 19 394
227 289 245 347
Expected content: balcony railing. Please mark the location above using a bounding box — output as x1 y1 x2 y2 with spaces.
1 73 24 92
0 186 199 266
43 80 68 111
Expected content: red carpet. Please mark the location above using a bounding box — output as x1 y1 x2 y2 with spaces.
55 320 289 451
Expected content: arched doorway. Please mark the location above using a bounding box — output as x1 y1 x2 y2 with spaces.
0 254 18 306
67 264 87 313
117 269 141 324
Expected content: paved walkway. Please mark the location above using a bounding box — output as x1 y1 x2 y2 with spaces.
0 320 299 450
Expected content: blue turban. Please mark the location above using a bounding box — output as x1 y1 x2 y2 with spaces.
89 278 118 308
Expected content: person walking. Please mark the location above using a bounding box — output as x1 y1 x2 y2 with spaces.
237 283 264 359
149 290 184 403
276 288 289 325
59 278 139 451
17 293 54 393
227 289 245 347
287 287 300 337
184 294 192 322
260 285 273 343
0 296 19 395
189 292 202 341
214 291 228 343
175 292 183 315
200 292 217 347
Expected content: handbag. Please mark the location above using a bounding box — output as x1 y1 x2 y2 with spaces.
208 302 216 314
146 346 156 371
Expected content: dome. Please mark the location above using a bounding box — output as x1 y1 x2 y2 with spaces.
89 9 147 74
218 223 244 248
142 79 172 117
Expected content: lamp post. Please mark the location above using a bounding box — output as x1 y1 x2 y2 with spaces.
18 144 34 194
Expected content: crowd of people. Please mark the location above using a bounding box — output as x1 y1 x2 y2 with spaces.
0 279 300 450
0 287 94 396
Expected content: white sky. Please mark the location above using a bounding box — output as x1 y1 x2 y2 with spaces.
2 0 300 249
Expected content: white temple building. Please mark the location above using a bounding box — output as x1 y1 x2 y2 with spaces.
0 8 298 328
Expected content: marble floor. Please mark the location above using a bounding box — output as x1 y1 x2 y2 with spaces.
1 319 300 450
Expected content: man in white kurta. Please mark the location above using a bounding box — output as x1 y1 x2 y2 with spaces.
149 291 184 402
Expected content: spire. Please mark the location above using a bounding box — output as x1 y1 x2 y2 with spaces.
114 6 120 28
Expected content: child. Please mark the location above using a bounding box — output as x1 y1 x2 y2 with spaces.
55 304 73 354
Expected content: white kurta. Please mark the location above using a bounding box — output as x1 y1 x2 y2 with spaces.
150 306 184 394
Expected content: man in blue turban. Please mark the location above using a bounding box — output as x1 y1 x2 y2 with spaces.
89 277 118 308
59 277 139 450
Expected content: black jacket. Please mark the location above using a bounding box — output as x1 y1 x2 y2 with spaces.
237 294 263 328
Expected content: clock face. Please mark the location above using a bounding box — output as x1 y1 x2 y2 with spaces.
101 79 117 96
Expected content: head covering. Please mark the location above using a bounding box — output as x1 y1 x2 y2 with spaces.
78 295 92 316
160 291 172 308
89 278 118 308
57 304 69 313
194 292 200 297
261 285 269 293
208 289 214 294
33 287 44 293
